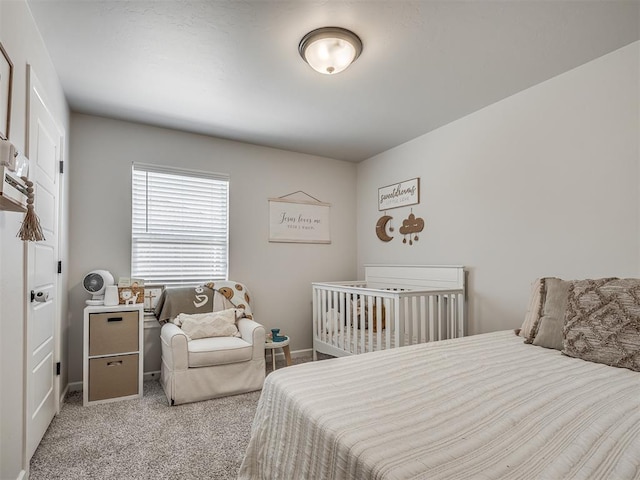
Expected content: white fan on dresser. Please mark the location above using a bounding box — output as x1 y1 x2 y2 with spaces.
82 270 114 305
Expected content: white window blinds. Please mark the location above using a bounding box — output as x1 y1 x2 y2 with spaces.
131 163 229 286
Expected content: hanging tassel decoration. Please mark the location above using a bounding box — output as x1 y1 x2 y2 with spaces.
17 176 45 242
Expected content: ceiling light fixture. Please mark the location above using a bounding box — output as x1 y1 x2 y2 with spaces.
298 27 363 75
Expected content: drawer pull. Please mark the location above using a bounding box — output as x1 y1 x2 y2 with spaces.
107 317 123 322
106 361 123 367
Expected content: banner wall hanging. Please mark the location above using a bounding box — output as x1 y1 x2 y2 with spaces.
268 191 331 244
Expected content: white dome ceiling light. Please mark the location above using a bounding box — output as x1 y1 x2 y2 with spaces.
298 27 363 75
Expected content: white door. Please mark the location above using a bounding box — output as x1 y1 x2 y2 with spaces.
25 67 62 459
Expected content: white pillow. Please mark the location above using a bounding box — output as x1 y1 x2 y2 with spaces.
172 308 243 326
175 308 242 340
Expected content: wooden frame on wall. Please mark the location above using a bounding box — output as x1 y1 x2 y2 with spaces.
378 177 420 211
0 42 13 140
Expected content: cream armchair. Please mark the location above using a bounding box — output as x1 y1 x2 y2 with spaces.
157 284 265 405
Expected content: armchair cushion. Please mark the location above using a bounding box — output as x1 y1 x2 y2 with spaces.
176 308 242 340
188 337 253 367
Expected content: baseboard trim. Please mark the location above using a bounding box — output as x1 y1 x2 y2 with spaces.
68 381 83 392
69 370 162 392
291 348 312 359
144 370 161 381
59 383 69 405
269 348 312 361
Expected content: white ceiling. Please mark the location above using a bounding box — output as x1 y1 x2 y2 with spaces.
26 1 639 162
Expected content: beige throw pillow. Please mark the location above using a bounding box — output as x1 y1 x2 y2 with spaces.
519 278 547 343
176 308 242 340
532 278 570 350
563 278 639 372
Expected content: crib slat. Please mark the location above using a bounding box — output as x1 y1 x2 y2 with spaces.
404 296 411 347
439 294 446 341
316 289 324 340
413 295 420 346
419 295 426 343
451 295 456 337
444 294 450 339
340 291 344 347
338 291 344 342
428 295 433 342
335 290 340 338
455 295 460 338
347 292 354 354
385 297 391 350
398 296 406 347
369 296 382 351
366 295 372 352
321 289 327 344
360 295 367 353
411 293 417 344
460 292 466 337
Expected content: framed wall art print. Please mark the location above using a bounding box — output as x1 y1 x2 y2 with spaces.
378 177 420 211
0 42 13 140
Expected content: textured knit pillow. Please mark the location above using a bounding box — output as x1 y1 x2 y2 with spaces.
519 278 547 343
563 278 639 371
532 278 570 350
176 308 242 340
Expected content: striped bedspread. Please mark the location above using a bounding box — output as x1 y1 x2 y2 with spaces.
327 329 404 354
239 330 640 480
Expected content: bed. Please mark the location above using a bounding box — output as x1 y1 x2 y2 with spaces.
239 277 640 480
312 265 466 358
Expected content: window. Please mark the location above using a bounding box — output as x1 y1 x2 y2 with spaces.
131 163 229 286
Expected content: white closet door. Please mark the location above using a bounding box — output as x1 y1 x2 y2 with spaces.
25 66 62 460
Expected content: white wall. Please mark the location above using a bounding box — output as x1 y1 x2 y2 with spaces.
357 42 640 335
0 2 70 479
68 114 357 383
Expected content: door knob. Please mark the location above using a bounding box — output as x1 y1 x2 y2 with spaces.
31 290 49 303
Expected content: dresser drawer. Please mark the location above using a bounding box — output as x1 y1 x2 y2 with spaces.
89 311 139 356
88 354 139 402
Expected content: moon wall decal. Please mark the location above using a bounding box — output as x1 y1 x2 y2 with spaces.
376 215 394 242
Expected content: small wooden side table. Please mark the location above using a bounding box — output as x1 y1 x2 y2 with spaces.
265 336 292 370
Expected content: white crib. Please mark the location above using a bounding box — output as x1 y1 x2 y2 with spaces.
312 265 466 359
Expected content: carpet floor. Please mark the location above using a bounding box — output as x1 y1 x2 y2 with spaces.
30 354 330 480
